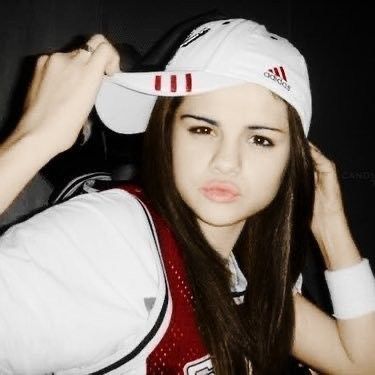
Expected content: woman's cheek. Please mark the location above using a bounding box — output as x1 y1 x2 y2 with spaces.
245 156 288 201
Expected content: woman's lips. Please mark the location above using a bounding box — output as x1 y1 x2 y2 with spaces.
200 181 240 203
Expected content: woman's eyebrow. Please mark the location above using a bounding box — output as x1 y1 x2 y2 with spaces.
180 114 217 125
180 114 285 133
247 125 285 133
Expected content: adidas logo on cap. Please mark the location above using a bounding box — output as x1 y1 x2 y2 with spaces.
264 66 291 91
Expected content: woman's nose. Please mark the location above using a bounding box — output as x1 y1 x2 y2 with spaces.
210 140 241 176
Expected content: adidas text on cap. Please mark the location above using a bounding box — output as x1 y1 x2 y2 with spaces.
95 18 312 135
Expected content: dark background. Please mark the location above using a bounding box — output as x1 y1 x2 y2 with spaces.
0 0 374 312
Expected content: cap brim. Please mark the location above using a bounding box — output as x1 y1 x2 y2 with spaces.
95 78 157 134
95 71 245 134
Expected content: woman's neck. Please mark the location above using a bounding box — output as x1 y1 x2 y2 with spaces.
197 219 245 259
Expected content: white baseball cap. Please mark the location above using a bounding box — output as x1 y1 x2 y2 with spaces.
95 18 312 135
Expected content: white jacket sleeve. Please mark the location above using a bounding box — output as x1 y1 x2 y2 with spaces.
0 189 159 374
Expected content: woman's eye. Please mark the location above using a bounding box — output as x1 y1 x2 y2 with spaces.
249 135 274 147
188 126 214 135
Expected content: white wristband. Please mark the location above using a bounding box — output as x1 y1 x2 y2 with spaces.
324 258 375 319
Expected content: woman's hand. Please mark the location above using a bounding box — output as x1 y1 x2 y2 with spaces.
309 142 345 243
309 141 345 219
15 34 120 154
0 34 119 216
308 141 360 267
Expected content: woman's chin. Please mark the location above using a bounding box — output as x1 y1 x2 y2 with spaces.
195 210 249 228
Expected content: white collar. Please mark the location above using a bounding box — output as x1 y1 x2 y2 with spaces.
228 252 248 296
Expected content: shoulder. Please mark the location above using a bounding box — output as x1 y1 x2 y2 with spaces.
2 188 149 244
0 188 162 373
36 187 145 225
0 188 158 295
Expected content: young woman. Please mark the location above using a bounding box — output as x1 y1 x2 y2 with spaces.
0 18 374 375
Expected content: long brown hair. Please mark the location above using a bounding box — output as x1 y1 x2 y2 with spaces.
141 95 315 374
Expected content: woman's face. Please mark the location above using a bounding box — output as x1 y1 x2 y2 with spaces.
172 82 290 230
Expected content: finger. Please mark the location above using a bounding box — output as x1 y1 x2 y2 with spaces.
313 170 318 185
308 140 322 153
71 34 120 75
70 39 98 61
88 41 121 76
308 141 339 176
87 34 120 74
308 143 336 176
311 152 331 171
85 34 111 49
79 44 95 54
308 142 330 167
308 141 328 161
24 54 49 109
70 34 108 62
70 47 94 63
309 146 325 166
